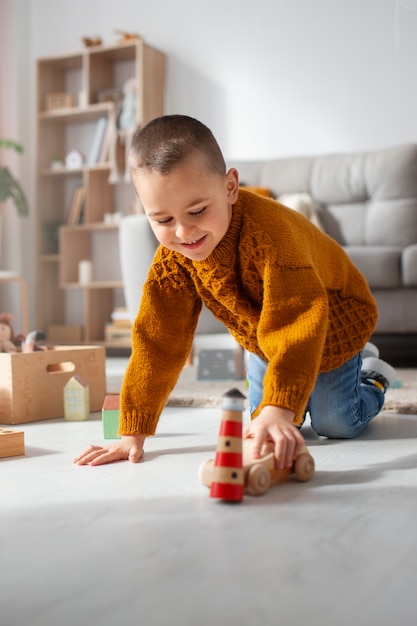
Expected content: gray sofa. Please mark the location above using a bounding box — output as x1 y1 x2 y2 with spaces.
119 144 417 358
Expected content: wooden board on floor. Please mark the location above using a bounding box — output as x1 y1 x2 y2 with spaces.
0 428 25 458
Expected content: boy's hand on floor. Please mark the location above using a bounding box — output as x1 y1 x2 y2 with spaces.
73 434 146 466
243 405 304 469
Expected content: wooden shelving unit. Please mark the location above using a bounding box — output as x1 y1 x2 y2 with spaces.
35 39 165 345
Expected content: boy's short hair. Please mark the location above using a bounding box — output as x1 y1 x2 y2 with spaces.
129 114 226 176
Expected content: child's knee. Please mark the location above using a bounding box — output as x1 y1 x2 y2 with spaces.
311 411 365 439
313 422 360 439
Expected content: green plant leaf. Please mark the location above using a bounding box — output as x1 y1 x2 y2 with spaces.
0 167 29 216
0 139 24 154
0 139 28 216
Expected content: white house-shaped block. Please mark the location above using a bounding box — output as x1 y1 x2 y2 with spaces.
64 376 90 421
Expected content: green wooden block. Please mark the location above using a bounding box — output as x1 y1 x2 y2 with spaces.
102 394 121 439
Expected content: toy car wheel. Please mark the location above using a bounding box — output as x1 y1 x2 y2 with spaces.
294 453 315 482
198 459 214 488
246 463 271 496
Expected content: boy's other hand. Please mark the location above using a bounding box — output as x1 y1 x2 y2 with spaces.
73 434 146 466
243 405 304 469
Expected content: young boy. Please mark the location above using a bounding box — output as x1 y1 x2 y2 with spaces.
74 115 396 468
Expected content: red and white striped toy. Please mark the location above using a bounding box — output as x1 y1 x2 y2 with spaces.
210 388 246 502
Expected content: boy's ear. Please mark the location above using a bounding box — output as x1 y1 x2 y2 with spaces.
225 168 239 202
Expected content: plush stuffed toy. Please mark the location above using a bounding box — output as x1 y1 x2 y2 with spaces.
278 192 325 232
0 313 24 353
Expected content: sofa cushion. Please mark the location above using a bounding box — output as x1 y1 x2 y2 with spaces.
319 202 367 245
232 157 313 197
310 154 368 204
365 143 417 200
344 246 402 288
230 144 417 248
402 244 417 287
365 198 417 246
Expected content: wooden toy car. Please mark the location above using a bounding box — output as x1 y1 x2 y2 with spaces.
199 437 315 496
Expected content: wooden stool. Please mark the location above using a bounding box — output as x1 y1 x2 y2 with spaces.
0 271 29 335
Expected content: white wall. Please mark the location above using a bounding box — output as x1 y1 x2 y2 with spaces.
3 0 417 326
28 0 417 159
0 0 32 330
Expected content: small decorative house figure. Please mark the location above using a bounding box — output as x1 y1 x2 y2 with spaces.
64 376 89 421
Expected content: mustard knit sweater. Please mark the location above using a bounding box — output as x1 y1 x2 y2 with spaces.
119 188 377 434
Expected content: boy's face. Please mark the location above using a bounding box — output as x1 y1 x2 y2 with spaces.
131 155 239 261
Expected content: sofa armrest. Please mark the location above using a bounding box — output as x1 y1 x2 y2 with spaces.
119 214 158 321
402 244 417 286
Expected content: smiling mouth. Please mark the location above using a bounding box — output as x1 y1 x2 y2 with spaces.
181 235 206 249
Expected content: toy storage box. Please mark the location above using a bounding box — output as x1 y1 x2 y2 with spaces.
0 346 106 424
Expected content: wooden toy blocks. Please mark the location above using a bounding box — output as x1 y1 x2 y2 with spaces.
102 394 121 439
0 428 25 458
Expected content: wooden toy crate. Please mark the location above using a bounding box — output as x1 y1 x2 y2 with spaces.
0 346 106 424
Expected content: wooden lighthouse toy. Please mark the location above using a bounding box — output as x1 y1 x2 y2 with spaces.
199 389 315 499
209 388 246 502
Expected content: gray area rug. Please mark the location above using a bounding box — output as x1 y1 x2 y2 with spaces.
167 366 417 414
107 364 416 414
381 368 417 414
167 366 248 408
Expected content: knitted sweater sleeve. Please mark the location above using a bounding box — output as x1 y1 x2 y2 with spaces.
118 250 201 436
256 259 329 424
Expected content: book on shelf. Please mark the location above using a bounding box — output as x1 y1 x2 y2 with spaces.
87 117 108 165
110 307 132 328
98 119 114 163
67 186 86 224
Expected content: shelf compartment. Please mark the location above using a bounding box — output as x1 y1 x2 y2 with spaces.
36 39 165 345
37 52 84 114
85 288 117 342
59 225 122 286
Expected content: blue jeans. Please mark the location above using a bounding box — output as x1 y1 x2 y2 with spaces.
246 352 385 438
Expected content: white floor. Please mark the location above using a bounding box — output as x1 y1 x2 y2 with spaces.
2 358 417 626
